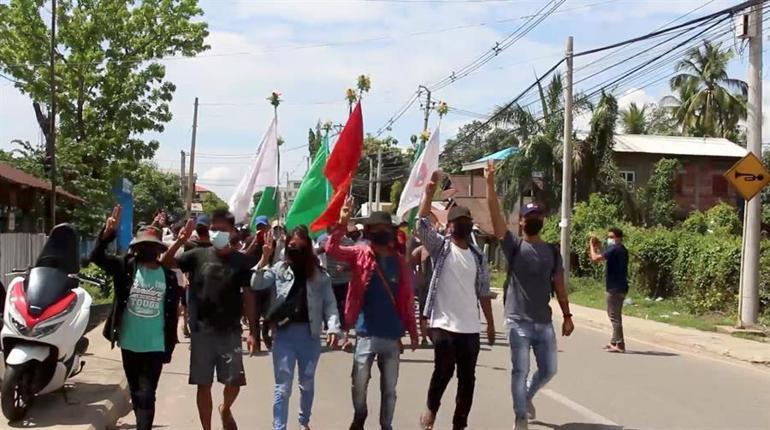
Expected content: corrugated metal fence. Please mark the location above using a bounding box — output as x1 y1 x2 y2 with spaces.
0 233 47 287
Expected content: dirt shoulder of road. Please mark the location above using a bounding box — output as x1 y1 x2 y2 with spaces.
569 302 770 367
5 323 130 430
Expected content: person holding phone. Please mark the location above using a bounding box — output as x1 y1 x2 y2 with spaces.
416 171 496 430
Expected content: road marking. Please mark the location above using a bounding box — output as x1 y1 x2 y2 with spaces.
541 388 620 426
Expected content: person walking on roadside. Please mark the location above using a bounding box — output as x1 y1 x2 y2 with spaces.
162 209 260 430
589 228 629 353
410 236 433 346
325 197 419 430
251 226 341 430
484 161 574 430
416 172 496 430
90 205 180 430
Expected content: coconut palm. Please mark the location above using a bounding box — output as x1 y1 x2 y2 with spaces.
619 102 648 134
661 41 747 138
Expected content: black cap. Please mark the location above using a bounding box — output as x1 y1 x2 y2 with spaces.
520 202 544 216
447 206 472 222
364 211 395 226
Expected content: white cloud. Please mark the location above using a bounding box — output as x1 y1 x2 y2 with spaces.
617 88 656 109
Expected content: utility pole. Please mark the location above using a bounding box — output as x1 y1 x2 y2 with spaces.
740 4 763 327
375 148 383 210
185 97 199 219
180 150 186 201
559 36 574 277
368 157 374 214
49 0 57 228
419 85 432 133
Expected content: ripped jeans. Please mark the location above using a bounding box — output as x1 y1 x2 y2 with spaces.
272 323 321 430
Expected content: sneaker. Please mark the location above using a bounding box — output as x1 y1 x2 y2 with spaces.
527 399 536 420
514 418 529 430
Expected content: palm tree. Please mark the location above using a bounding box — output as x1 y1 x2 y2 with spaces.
619 102 648 134
661 41 747 138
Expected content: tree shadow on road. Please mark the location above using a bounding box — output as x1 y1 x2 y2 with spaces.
7 382 123 428
532 420 636 430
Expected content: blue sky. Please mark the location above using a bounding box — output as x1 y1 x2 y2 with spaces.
1 0 767 202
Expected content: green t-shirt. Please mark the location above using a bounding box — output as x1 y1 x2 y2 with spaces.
119 265 166 353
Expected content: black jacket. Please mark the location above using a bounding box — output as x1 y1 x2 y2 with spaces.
90 232 180 363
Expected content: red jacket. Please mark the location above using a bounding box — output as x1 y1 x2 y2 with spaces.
325 224 418 339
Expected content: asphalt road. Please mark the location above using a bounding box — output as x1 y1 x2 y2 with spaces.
116 299 770 430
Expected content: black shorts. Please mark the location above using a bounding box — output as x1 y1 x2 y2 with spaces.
189 331 246 386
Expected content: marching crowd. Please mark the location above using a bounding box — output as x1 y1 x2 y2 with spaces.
91 162 630 430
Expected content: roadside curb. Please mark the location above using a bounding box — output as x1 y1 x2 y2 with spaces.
87 377 130 430
570 302 770 367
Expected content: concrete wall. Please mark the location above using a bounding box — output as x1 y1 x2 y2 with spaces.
614 153 740 213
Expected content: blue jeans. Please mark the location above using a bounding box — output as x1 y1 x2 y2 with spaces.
508 320 558 420
272 323 321 430
351 336 400 430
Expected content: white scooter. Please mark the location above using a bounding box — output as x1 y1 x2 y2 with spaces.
0 224 100 422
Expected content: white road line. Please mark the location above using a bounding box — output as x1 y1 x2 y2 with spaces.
541 388 620 426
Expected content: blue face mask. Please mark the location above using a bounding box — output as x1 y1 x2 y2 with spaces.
210 230 231 250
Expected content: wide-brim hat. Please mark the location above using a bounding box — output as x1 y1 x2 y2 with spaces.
129 226 167 250
364 211 395 227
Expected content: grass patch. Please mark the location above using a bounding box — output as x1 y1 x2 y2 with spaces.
491 270 737 334
82 282 113 306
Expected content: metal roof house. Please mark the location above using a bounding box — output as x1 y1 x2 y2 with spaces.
460 135 749 213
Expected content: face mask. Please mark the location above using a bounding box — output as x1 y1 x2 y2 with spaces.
452 223 473 239
348 232 361 241
135 248 160 263
523 219 544 236
210 230 231 250
607 238 617 246
369 230 394 246
286 245 304 260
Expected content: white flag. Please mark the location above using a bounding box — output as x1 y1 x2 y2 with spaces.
228 116 279 222
397 126 440 220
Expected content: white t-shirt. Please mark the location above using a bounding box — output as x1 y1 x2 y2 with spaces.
430 243 480 333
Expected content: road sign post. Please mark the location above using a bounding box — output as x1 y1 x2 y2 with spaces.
724 152 770 201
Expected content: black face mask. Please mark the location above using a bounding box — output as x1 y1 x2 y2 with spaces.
523 219 544 236
369 230 394 246
135 248 160 263
452 222 473 239
348 232 361 242
286 245 305 262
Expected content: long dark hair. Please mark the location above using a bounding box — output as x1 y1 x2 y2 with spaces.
285 226 319 278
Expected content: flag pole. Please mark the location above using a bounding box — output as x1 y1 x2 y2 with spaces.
269 92 282 222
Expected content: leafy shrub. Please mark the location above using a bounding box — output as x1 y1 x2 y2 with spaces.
80 264 113 300
570 194 624 277
705 202 741 236
625 227 680 298
540 215 560 244
673 233 741 313
682 210 708 234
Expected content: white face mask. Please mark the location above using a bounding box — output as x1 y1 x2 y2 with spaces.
210 230 231 250
607 238 617 246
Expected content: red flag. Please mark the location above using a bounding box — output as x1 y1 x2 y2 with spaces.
311 103 364 231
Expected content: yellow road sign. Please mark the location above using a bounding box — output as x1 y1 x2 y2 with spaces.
724 152 770 201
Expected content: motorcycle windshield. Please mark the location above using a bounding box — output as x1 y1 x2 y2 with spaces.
26 224 80 317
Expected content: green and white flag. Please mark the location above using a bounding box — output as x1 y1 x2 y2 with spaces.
285 135 331 232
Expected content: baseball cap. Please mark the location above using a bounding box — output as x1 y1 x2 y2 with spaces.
196 214 210 227
254 216 269 227
520 202 544 216
447 206 472 222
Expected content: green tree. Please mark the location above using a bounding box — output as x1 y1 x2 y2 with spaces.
440 122 517 174
661 41 747 138
352 135 409 207
202 192 228 215
639 158 681 227
129 163 184 224
619 102 648 134
0 0 209 232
